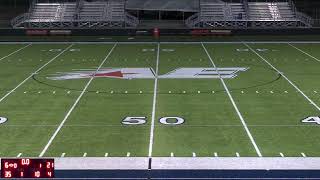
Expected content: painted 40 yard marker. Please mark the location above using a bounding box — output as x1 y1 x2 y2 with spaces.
302 116 320 125
0 117 7 124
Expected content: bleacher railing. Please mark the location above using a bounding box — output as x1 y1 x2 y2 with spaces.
296 12 313 27
11 13 30 28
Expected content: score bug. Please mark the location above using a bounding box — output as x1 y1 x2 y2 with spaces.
1 158 54 178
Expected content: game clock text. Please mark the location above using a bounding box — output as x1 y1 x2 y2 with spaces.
1 159 54 178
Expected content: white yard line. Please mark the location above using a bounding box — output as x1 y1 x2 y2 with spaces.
244 43 320 112
288 43 320 63
0 44 74 103
0 43 32 62
39 43 117 157
201 43 262 157
1 41 320 45
148 43 160 158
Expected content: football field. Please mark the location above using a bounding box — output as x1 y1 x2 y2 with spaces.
0 41 320 158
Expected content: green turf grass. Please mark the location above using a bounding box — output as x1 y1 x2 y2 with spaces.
0 42 319 157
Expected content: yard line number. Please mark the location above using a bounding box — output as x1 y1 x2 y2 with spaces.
0 117 8 124
122 116 185 125
302 116 320 125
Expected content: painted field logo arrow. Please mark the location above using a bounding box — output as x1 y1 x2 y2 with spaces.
47 67 248 80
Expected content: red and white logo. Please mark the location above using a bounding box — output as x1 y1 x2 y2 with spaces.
47 67 248 80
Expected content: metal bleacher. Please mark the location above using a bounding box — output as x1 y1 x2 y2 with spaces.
11 0 313 29
11 0 139 29
186 0 313 28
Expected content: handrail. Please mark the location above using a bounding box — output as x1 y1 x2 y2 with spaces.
11 13 30 28
185 13 200 27
125 13 139 27
296 12 313 27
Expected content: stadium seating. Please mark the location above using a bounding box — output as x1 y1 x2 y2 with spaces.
12 0 138 28
186 0 311 28
248 2 295 21
11 0 312 29
28 3 76 22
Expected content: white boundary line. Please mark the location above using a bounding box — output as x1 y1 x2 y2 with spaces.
288 43 320 63
0 44 74 103
1 41 320 45
39 43 117 157
0 43 32 62
148 43 160 158
244 43 320 112
201 42 262 157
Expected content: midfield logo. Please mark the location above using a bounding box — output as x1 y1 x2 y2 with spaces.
47 67 248 80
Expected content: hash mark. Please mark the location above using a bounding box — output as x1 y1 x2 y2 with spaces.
192 152 196 157
127 152 131 157
61 153 66 157
105 153 109 157
170 152 174 157
17 153 22 157
214 152 218 157
280 152 284 157
301 153 307 157
236 152 240 157
83 153 87 157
